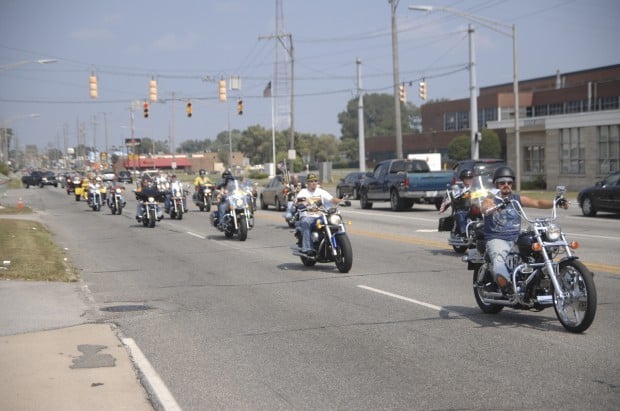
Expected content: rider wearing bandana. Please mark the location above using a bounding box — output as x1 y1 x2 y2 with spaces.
481 166 568 290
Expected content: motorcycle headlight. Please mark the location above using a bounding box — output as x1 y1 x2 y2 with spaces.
115 188 122 194
546 224 561 241
148 196 155 202
328 214 342 225
234 198 244 207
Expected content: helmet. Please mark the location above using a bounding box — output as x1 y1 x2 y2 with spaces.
222 169 232 179
199 169 206 176
459 169 474 180
493 166 515 183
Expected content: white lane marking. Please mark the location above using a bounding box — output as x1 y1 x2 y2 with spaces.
122 337 183 411
357 285 446 313
187 231 206 239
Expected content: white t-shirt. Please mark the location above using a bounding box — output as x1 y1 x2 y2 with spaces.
296 186 334 216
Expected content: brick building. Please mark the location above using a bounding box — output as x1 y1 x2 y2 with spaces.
365 64 620 191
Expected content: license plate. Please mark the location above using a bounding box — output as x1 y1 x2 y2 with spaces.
425 190 438 197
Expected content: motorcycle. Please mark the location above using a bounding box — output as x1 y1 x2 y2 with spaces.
107 185 126 215
438 177 487 253
239 180 258 212
167 186 187 220
464 186 597 333
194 183 214 212
87 183 106 211
136 190 165 228
210 180 255 241
291 200 353 273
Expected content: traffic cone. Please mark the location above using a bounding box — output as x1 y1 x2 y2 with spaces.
17 197 23 209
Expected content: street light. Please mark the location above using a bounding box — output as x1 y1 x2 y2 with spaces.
409 5 521 190
0 58 58 72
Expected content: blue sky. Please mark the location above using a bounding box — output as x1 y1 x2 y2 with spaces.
1 0 619 153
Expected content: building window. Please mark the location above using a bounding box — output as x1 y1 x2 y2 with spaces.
566 100 582 113
533 104 548 117
524 145 545 173
444 112 457 131
600 96 619 110
479 107 497 128
560 128 585 174
457 111 469 130
598 125 620 173
549 103 564 115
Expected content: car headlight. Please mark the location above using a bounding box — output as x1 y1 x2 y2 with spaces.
546 224 561 241
328 214 342 225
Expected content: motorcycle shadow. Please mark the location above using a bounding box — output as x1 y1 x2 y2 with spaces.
442 305 567 332
276 262 344 274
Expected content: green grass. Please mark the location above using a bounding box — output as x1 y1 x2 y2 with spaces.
0 216 78 282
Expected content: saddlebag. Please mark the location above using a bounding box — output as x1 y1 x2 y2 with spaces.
438 216 453 232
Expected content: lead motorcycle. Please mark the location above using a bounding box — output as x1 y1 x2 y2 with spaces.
291 200 353 273
136 189 165 228
464 186 597 333
210 180 255 241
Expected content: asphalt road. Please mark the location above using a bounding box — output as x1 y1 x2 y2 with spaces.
11 185 620 410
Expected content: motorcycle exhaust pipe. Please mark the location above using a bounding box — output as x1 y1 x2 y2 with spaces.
291 249 316 260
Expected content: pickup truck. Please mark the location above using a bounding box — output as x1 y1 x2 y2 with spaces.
21 170 58 188
359 159 453 211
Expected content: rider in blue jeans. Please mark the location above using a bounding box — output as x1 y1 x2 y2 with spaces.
481 166 568 290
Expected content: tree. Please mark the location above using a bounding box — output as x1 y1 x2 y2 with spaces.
447 129 502 160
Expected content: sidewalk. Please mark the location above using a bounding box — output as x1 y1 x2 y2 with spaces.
0 280 154 411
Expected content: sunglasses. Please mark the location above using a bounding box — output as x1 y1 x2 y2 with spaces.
497 179 513 186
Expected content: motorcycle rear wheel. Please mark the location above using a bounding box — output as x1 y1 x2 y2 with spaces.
553 260 597 333
334 234 353 273
473 264 504 314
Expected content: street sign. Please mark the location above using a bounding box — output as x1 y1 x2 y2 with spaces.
125 138 141 147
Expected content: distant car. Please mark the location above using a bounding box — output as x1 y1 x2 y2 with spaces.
336 172 366 199
452 158 506 186
260 175 288 210
40 171 58 187
577 171 620 216
117 170 133 184
100 169 117 183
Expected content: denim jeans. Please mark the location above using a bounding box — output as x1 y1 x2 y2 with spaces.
485 238 513 283
299 215 320 252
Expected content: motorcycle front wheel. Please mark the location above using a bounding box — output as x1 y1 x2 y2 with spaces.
238 215 248 241
334 234 353 273
473 264 504 314
553 260 597 333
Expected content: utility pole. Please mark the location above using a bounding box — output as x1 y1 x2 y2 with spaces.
468 24 480 160
390 0 403 159
356 58 366 172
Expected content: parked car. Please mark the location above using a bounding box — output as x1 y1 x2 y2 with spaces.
117 170 133 184
260 175 288 210
577 171 620 216
336 172 366 199
452 158 506 186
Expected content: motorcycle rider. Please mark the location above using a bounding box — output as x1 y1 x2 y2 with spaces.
295 173 343 256
135 178 164 222
450 169 474 237
193 169 213 205
164 174 186 212
215 169 236 228
481 166 568 290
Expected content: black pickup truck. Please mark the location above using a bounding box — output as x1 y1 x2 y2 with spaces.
359 158 453 211
21 170 58 188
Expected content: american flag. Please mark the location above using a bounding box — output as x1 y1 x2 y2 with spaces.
263 81 272 98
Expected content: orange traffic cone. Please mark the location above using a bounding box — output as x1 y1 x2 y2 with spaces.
17 197 23 209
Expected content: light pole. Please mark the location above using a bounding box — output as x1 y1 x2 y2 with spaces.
1 113 40 164
390 0 404 159
409 5 520 190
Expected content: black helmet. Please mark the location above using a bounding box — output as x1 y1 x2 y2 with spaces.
222 169 232 179
493 166 515 183
199 169 206 176
459 169 474 180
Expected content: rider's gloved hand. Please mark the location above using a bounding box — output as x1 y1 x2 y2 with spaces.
555 197 569 209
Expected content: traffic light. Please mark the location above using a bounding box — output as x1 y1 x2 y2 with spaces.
186 101 192 117
398 83 406 103
89 74 98 99
149 79 157 102
237 99 243 115
218 79 227 102
419 80 427 100
143 101 149 118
